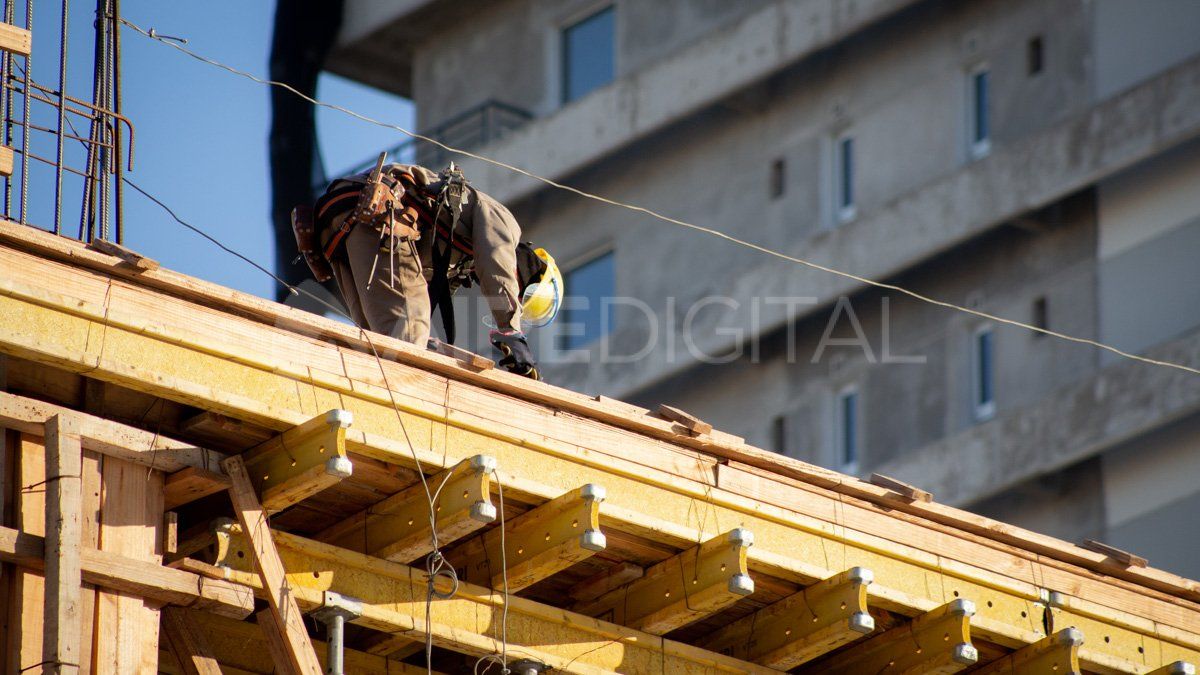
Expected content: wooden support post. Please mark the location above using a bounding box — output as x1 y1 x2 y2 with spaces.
705 567 875 669
213 526 773 675
160 607 222 675
164 511 179 555
222 454 322 675
814 599 978 674
164 467 232 511
241 410 353 514
576 528 755 634
451 483 606 591
973 627 1083 675
44 414 82 674
316 455 496 562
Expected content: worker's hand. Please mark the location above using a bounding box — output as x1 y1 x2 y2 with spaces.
489 329 540 381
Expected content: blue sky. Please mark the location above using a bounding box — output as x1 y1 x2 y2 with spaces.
19 1 413 298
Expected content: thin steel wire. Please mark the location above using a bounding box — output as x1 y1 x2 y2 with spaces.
122 18 1200 380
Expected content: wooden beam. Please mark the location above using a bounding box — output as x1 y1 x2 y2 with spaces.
0 525 252 618
44 414 82 674
451 483 606 591
568 561 644 604
221 454 322 675
160 607 221 675
0 391 226 473
705 567 875 669
0 22 31 56
316 454 496 562
972 628 1083 675
164 466 231 511
213 525 773 675
576 528 755 634
86 238 160 271
813 599 978 674
179 610 435 675
241 409 353 514
164 511 179 555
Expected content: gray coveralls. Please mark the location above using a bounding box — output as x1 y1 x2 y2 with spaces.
323 164 524 345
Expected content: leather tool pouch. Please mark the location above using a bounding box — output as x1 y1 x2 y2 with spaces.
291 204 333 282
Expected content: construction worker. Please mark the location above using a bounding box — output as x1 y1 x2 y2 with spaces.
293 156 562 379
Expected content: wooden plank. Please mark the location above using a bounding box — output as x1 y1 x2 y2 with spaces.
160 607 221 675
656 404 713 435
164 467 230 511
0 391 226 473
44 414 82 674
86 239 160 272
1082 539 1149 568
164 511 178 555
0 146 12 178
93 455 165 672
869 472 933 502
10 433 46 672
0 22 30 56
221 454 322 675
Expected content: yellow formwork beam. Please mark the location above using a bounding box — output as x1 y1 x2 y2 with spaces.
212 525 774 674
1 261 1199 670
812 599 978 675
974 628 1082 675
452 483 606 591
705 567 875 669
241 409 353 514
316 455 496 563
579 528 755 635
159 609 436 675
1146 662 1197 675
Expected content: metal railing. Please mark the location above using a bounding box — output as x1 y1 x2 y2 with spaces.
342 99 531 178
1 0 132 243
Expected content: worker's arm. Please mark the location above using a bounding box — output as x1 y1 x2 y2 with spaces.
469 190 524 333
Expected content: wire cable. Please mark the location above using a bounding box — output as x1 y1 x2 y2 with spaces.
119 16 1200 379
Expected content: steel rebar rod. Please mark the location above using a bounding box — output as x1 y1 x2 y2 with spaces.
19 0 32 224
53 0 71 235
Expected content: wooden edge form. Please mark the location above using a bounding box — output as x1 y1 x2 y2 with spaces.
0 525 253 619
656 404 713 435
1082 539 1149 568
0 223 1197 602
869 473 933 502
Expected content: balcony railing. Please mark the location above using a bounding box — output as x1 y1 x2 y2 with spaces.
343 99 532 177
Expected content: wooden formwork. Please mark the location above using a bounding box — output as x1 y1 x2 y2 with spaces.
0 219 1198 673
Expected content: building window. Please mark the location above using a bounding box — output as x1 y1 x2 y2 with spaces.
836 136 855 222
972 326 996 421
559 250 615 350
1027 36 1044 76
969 68 991 158
562 6 616 103
1032 296 1048 335
769 158 786 199
836 388 859 472
771 415 787 455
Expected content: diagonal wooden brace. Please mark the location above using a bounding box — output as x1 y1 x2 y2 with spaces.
706 566 875 669
316 455 496 563
814 598 978 675
579 528 755 634
452 483 607 591
973 627 1082 675
241 409 353 514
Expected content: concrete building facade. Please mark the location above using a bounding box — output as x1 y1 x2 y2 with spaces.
326 0 1200 578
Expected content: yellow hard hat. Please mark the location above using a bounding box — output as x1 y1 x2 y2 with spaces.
521 248 563 328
